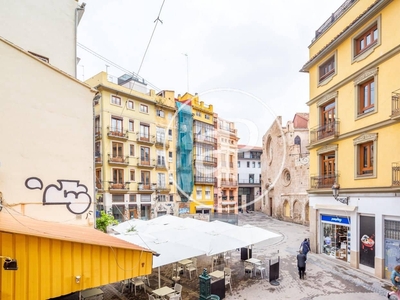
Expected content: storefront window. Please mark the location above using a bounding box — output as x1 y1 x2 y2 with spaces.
321 215 350 262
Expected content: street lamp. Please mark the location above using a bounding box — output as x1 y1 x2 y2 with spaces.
332 183 349 205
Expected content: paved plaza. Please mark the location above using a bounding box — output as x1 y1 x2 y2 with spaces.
74 211 393 300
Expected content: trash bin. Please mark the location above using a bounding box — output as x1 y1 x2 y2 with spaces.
210 295 220 300
241 247 252 260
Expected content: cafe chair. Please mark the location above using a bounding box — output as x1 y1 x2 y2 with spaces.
131 277 145 295
168 294 180 300
223 267 232 277
148 294 156 300
224 251 231 266
187 257 198 280
120 279 130 293
244 261 253 277
225 273 232 293
172 283 182 300
255 261 267 279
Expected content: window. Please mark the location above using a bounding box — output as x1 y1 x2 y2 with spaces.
140 123 150 140
247 162 250 168
111 117 123 133
355 24 378 56
359 142 373 175
359 79 375 115
319 101 335 139
169 195 173 202
196 111 201 117
113 168 124 184
127 100 134 109
238 161 240 168
352 18 380 63
130 144 135 156
353 133 377 178
354 68 378 118
157 110 165 117
258 162 261 168
157 195 167 202
130 170 135 181
319 55 335 82
140 146 150 165
95 168 102 189
252 162 255 168
129 194 136 202
95 116 100 135
168 129 173 141
205 187 211 199
157 173 166 188
95 141 101 157
141 171 151 188
320 152 335 188
156 127 165 143
140 104 148 113
168 151 173 162
129 119 134 132
205 114 210 120
112 142 123 158
111 95 121 105
196 187 202 198
157 150 166 166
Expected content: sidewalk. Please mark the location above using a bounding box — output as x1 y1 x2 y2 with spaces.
225 211 391 300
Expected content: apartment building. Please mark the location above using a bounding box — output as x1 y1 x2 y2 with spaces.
237 145 262 212
85 72 177 221
261 114 310 225
301 0 400 278
214 114 239 215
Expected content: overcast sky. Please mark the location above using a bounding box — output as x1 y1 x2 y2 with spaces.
77 0 344 146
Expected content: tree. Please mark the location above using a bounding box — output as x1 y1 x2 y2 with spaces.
96 210 118 233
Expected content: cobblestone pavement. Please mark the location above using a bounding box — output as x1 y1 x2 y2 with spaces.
63 211 393 300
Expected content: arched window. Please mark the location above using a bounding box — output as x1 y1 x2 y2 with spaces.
283 200 290 217
294 136 301 145
293 200 301 220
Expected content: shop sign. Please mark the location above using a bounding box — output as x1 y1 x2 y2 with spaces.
321 215 350 225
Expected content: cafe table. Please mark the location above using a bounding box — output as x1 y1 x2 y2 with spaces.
152 286 175 298
245 258 261 277
209 270 225 279
178 258 193 273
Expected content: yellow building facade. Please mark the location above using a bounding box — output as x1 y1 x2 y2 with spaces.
301 0 400 279
85 72 177 221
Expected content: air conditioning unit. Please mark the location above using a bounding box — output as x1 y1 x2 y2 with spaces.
168 158 173 163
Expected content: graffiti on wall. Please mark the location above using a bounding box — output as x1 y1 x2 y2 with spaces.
25 177 92 214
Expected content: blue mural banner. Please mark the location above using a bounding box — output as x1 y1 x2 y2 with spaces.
321 215 350 225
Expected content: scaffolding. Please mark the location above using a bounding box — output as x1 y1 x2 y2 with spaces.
176 101 194 201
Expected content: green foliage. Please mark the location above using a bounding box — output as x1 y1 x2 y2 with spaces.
96 210 118 233
126 225 136 233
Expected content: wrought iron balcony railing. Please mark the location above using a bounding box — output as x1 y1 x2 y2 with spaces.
392 162 400 186
309 120 340 144
221 180 238 187
107 127 128 139
310 174 338 189
108 154 129 165
391 90 400 119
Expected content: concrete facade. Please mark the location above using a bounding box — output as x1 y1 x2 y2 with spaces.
260 114 310 225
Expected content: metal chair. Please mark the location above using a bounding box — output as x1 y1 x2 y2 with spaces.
225 273 232 293
244 261 254 277
172 282 182 300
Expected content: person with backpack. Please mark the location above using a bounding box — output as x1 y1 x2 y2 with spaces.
300 238 311 258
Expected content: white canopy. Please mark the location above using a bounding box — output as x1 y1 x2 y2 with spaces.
111 215 281 268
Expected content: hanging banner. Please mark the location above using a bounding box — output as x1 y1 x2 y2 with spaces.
360 215 375 268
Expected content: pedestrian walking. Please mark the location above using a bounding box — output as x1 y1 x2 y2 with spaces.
387 265 400 298
300 238 311 258
297 250 307 279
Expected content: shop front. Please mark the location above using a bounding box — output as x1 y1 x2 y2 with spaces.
320 214 351 262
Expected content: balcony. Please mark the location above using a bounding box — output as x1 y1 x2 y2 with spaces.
137 183 155 193
136 134 155 145
221 180 238 187
237 153 261 160
238 179 260 185
219 125 236 133
155 185 171 193
107 127 128 140
95 181 103 191
194 176 215 184
137 159 155 169
108 155 129 166
195 156 217 167
310 174 338 189
391 90 400 120
155 139 170 149
309 120 340 145
95 127 102 140
155 160 168 170
194 135 217 146
95 152 102 165
108 182 129 191
392 162 400 186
